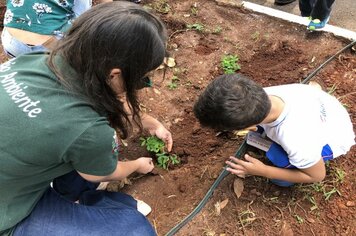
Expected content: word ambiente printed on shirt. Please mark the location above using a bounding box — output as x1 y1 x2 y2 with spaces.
0 59 42 118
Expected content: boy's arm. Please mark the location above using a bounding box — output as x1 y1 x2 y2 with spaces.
226 154 326 183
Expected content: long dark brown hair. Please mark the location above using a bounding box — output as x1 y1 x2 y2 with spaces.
48 2 167 139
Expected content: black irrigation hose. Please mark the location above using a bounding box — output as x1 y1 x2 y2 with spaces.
165 139 248 236
165 39 356 236
301 40 356 84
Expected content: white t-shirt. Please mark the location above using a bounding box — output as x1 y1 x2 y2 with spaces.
260 84 355 169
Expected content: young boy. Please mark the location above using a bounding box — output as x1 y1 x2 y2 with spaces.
194 74 355 186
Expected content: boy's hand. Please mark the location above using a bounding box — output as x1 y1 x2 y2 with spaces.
226 154 267 178
135 157 154 174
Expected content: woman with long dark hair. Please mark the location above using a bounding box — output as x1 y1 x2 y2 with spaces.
0 2 171 235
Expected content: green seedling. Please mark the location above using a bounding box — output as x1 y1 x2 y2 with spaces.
251 31 260 41
212 26 222 34
140 135 180 170
191 6 198 16
156 153 180 170
187 23 205 32
221 55 241 74
151 0 170 14
140 136 165 153
167 82 178 90
167 75 180 90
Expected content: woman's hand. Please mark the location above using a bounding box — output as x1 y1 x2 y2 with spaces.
142 114 173 152
135 157 154 174
226 154 267 178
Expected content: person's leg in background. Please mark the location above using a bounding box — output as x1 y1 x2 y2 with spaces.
310 0 335 21
299 0 315 17
306 0 335 30
1 28 47 57
13 188 156 236
275 0 296 6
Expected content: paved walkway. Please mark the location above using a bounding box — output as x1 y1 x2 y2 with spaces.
245 0 356 32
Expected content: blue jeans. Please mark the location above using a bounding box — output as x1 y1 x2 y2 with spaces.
1 0 91 57
13 171 156 236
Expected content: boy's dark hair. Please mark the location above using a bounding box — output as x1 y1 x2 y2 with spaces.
193 74 271 131
48 2 167 139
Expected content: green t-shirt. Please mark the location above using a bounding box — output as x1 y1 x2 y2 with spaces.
0 52 118 234
4 0 75 36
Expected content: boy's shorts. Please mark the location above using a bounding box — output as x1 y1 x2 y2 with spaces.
247 129 334 187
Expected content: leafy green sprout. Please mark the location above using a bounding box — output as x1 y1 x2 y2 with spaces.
156 153 180 170
221 55 241 74
140 136 165 153
212 26 222 34
187 23 205 32
251 31 260 41
167 76 180 90
140 136 180 170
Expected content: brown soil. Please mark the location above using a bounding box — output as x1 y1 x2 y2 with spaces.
116 1 356 235
1 0 355 235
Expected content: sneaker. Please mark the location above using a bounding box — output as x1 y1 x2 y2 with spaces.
137 200 152 216
307 16 330 31
274 0 296 5
129 0 141 3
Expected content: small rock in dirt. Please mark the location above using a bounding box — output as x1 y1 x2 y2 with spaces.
250 189 262 196
192 123 201 134
280 221 293 236
337 202 347 209
178 184 187 193
306 218 315 223
346 201 355 207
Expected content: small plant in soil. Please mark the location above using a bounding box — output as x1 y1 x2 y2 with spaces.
150 0 170 14
140 135 180 170
167 75 180 90
187 23 205 32
140 136 165 153
251 31 260 41
212 26 223 34
221 54 241 74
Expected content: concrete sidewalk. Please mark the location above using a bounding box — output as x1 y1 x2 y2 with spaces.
245 0 356 32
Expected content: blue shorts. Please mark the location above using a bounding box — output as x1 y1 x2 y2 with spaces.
265 142 333 187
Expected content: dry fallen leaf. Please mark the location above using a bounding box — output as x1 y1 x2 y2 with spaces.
164 57 176 67
233 178 244 198
214 199 228 216
220 198 229 209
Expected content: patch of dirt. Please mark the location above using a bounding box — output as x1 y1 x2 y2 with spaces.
1 0 355 235
116 1 355 235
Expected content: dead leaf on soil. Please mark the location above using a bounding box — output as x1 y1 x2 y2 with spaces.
164 57 176 67
233 178 244 199
214 198 229 216
280 221 294 236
